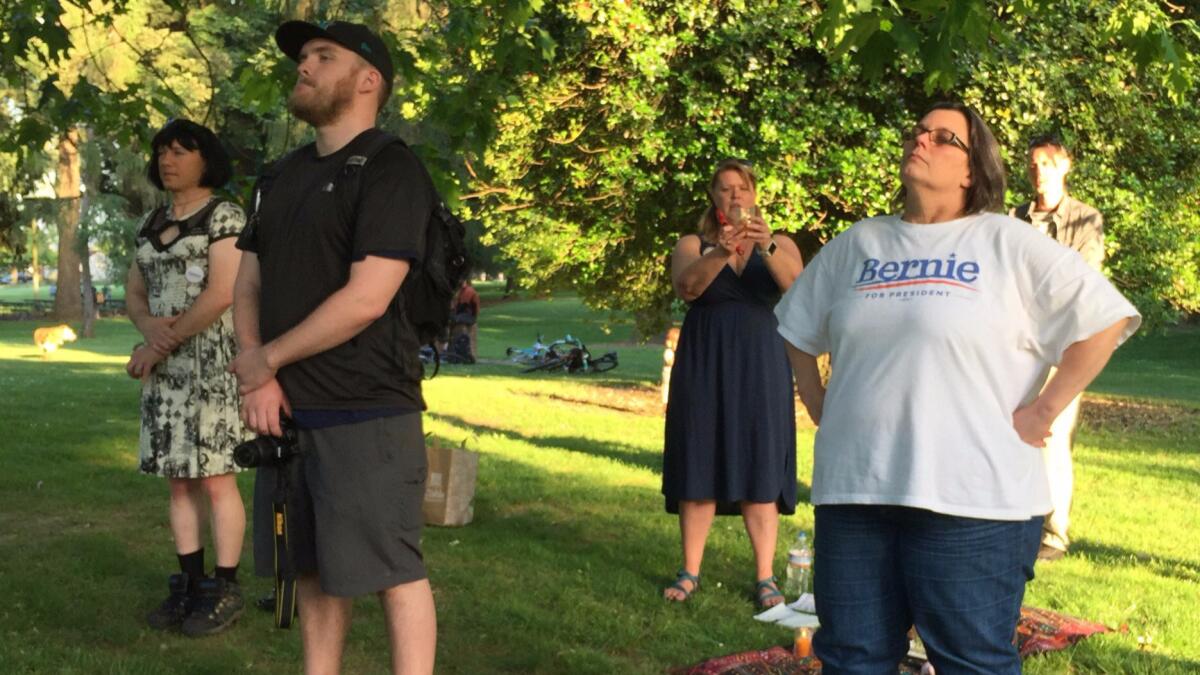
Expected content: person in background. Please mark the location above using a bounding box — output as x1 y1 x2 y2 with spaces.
125 118 251 636
451 278 481 359
775 102 1139 673
1011 134 1105 561
662 158 804 609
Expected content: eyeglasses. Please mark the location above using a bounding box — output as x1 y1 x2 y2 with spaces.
902 124 969 153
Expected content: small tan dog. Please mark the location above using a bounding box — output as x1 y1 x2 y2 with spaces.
33 324 78 354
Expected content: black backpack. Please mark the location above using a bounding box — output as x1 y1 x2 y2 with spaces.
251 131 470 375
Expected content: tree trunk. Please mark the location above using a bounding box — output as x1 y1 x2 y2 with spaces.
79 128 99 337
293 0 317 19
81 253 96 336
79 193 96 338
52 129 83 322
31 236 40 294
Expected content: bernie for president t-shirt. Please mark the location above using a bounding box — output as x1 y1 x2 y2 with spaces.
775 212 1140 520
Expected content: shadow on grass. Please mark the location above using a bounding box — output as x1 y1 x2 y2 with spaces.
1070 539 1200 584
1038 640 1200 675
429 411 814 516
425 451 789 673
1083 454 1200 486
429 411 664 472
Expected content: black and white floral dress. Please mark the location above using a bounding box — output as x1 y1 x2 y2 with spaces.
136 199 252 478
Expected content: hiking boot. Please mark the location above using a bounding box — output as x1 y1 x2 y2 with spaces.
146 573 193 630
181 577 244 637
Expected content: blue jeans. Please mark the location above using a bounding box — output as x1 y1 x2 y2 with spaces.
812 505 1043 675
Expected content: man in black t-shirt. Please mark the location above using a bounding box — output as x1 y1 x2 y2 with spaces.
229 20 435 674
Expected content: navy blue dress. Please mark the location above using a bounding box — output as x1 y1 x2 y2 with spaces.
663 242 797 515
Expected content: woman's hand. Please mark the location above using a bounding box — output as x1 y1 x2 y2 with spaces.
716 224 745 256
1012 403 1054 447
126 345 165 381
740 214 774 252
138 315 183 355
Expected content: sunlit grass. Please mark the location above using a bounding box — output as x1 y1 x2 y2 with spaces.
0 309 1197 673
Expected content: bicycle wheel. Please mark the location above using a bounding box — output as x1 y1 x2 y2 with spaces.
523 356 567 373
589 352 619 372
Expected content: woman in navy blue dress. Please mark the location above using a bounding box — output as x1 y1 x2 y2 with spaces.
662 159 804 608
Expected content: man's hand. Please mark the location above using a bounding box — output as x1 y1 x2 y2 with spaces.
1013 403 1055 448
241 378 292 437
140 315 183 355
228 344 277 394
126 345 165 381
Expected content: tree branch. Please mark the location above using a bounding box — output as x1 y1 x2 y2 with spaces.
90 7 197 119
547 123 589 145
460 187 514 200
496 203 536 212
181 26 218 126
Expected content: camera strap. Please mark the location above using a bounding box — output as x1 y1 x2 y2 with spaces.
272 464 300 629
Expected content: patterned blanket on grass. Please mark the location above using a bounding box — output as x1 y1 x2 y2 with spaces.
675 606 1109 675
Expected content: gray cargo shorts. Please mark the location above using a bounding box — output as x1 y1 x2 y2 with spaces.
253 412 427 597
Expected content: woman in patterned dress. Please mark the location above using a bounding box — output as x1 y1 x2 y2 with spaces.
124 119 251 636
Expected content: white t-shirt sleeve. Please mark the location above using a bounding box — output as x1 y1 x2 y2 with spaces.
775 245 834 355
1023 238 1141 365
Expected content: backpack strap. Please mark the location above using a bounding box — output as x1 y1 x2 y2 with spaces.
245 147 309 249
334 131 408 232
334 132 438 374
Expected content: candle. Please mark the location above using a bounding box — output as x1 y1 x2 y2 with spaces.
794 626 812 658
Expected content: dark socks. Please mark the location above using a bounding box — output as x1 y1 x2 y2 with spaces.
177 548 205 591
215 564 239 584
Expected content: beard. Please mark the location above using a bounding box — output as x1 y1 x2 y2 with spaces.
288 71 358 127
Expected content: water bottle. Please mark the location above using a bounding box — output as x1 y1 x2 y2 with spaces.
785 531 812 599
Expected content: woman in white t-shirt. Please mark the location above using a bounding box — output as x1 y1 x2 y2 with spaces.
774 102 1139 674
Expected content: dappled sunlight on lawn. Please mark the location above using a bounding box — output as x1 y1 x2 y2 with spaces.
0 342 129 365
1 316 1197 671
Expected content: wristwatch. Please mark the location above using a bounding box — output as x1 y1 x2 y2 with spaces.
761 240 777 257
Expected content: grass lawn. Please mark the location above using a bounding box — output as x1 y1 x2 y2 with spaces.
0 282 127 307
0 282 59 302
0 300 1197 673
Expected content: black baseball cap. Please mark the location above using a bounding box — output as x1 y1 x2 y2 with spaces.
275 20 394 86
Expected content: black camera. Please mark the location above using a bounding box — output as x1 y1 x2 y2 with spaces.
233 424 299 468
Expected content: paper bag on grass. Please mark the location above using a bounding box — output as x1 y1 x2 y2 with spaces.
423 437 478 526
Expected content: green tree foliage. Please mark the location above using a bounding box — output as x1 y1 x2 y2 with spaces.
0 1 431 319
0 0 292 319
2 0 1196 332
412 0 1198 334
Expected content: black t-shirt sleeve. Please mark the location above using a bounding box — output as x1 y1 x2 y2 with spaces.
352 144 432 263
235 214 259 253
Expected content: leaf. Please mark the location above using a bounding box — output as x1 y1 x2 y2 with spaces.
534 26 557 62
831 13 882 60
854 30 897 80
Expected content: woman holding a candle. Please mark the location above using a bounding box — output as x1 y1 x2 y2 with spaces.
662 158 804 608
